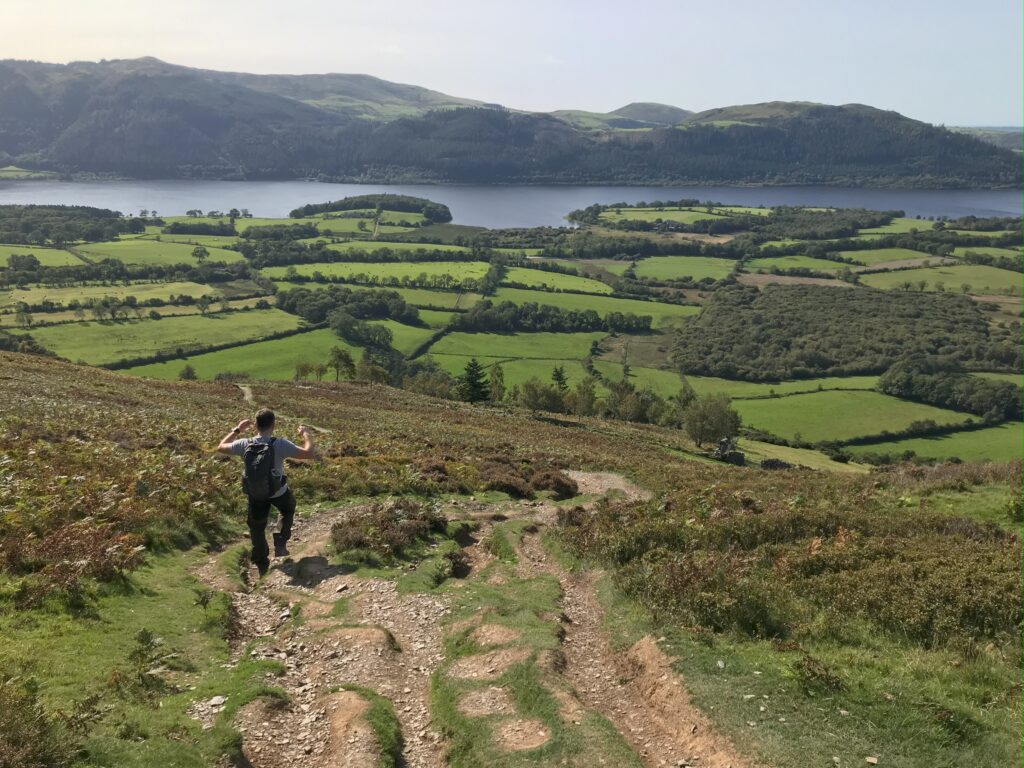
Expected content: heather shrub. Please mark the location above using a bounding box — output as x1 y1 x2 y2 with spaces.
330 499 446 560
0 674 74 768
561 496 1021 648
529 469 579 500
484 472 534 499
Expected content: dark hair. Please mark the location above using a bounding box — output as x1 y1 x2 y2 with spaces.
255 408 276 430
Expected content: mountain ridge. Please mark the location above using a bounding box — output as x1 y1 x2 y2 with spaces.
0 57 1017 187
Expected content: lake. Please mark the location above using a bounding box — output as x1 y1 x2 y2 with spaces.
0 180 1019 228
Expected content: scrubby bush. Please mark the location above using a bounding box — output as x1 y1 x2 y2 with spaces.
484 473 534 499
0 674 74 768
529 469 579 500
329 499 447 560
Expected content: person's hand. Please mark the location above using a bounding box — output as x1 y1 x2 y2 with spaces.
235 419 253 433
297 424 310 438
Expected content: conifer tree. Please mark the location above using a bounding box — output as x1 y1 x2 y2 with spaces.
459 358 490 403
551 365 569 392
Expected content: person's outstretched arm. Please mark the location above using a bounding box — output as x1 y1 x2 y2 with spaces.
216 419 253 454
290 425 317 460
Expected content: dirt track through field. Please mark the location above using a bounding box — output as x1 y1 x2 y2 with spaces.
191 472 753 767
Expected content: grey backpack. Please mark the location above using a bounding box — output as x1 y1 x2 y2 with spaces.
242 438 279 500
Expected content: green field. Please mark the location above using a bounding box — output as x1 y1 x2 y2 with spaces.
597 207 726 225
3 280 218 309
836 247 931 266
846 422 1023 462
859 264 1022 294
738 439 869 474
318 240 470 254
758 239 802 250
153 233 242 248
537 258 631 276
632 255 736 281
0 165 56 179
25 309 304 366
76 239 245 266
502 266 613 294
264 261 489 284
857 217 937 235
975 371 1023 386
0 280 217 309
0 297 267 328
429 354 595 390
493 287 700 328
125 328 360 381
430 331 606 360
416 309 456 328
369 319 437 354
745 255 847 273
947 229 1021 239
713 206 771 216
951 246 1022 259
733 390 972 443
0 243 84 267
594 362 878 399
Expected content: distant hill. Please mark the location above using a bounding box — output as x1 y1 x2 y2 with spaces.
611 102 692 125
683 100 827 124
950 126 1022 153
204 69 484 120
0 58 1017 187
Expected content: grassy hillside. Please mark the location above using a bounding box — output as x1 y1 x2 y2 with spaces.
0 350 1019 768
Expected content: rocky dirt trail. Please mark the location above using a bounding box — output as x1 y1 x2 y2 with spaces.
190 472 753 768
516 527 749 768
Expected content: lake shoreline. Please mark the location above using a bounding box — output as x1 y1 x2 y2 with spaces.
2 174 1019 192
0 179 1018 227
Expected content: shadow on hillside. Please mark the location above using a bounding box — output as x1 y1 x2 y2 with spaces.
275 555 353 587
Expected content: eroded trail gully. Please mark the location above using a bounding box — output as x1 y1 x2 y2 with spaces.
191 474 753 768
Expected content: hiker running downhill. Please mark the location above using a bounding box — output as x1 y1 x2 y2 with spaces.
217 408 317 576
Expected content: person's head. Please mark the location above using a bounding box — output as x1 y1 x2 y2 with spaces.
255 408 276 434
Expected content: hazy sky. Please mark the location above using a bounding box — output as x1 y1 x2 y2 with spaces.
6 0 1022 125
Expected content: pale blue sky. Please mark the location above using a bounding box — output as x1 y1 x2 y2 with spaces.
6 0 1021 125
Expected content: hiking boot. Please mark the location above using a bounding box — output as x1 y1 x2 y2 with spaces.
273 533 289 558
255 560 269 578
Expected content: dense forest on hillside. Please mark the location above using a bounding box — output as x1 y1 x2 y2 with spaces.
670 285 1020 380
0 58 1017 186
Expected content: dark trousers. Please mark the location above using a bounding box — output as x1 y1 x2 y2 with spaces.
247 489 296 573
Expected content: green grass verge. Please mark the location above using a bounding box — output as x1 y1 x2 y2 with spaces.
0 550 286 767
430 554 642 768
337 684 404 768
